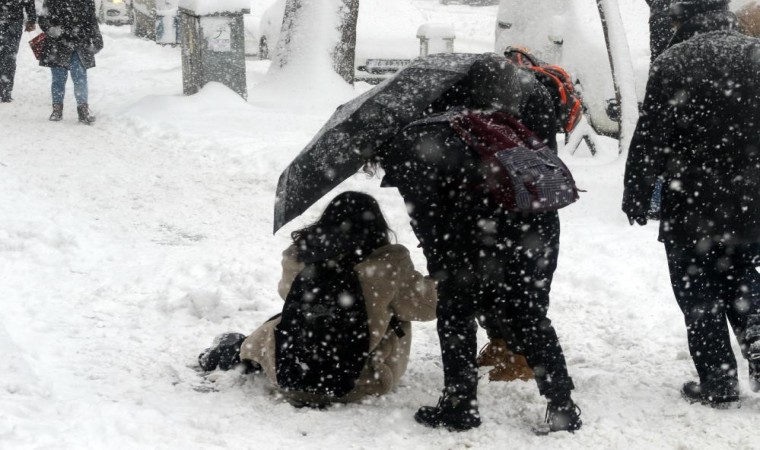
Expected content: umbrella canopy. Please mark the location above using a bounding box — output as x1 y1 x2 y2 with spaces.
273 52 534 233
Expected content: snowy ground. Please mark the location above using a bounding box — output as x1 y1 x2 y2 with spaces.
2 2 760 449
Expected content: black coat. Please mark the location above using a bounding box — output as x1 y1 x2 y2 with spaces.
0 0 35 21
646 0 673 60
378 70 560 278
38 0 102 69
623 11 760 246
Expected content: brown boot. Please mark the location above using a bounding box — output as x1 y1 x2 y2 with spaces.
49 103 63 121
488 350 534 382
77 103 96 124
476 338 508 367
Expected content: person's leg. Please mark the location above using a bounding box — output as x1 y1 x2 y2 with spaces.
51 66 68 105
498 212 575 399
415 271 482 431
665 241 739 401
722 244 760 392
68 52 88 106
0 20 23 101
49 64 68 121
722 244 760 355
436 275 480 394
495 211 580 432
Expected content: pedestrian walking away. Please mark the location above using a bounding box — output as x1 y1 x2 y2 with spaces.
623 0 760 408
38 0 103 124
0 0 36 102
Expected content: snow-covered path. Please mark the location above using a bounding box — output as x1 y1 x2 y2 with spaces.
2 6 760 450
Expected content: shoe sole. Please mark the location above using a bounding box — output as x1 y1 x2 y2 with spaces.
414 412 481 432
681 392 741 409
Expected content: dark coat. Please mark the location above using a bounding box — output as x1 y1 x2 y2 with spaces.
0 0 35 21
623 10 760 246
646 0 674 60
38 0 102 69
377 69 560 278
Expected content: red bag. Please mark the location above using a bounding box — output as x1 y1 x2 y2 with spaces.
29 33 47 61
449 111 580 212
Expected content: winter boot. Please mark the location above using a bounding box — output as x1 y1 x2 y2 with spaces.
750 360 760 393
488 350 534 382
198 332 247 371
77 103 96 124
543 397 582 433
49 104 63 121
476 338 508 367
415 389 481 431
681 381 740 408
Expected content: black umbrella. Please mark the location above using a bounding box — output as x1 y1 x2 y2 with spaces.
273 52 535 233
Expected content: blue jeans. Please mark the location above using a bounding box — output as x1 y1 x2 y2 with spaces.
51 52 88 105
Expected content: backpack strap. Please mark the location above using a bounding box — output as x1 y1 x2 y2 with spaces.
388 315 406 338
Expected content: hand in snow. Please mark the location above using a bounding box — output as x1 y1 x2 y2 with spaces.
628 215 648 226
24 21 36 32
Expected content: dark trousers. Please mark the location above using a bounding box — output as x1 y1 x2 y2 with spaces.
665 240 760 391
0 19 23 100
436 211 575 401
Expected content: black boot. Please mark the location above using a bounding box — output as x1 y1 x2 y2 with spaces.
681 381 740 408
544 397 582 433
49 104 63 121
77 103 96 124
414 389 481 431
198 332 247 371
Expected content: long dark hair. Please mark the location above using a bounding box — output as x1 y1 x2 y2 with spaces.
291 191 393 264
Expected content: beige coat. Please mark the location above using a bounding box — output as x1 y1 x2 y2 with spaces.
240 243 437 402
737 1 760 37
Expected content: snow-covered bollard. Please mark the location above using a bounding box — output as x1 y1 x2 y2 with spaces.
417 23 456 57
178 0 250 99
155 7 180 45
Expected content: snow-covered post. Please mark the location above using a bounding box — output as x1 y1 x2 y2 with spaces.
417 23 456 57
595 0 639 154
178 0 250 99
272 0 359 85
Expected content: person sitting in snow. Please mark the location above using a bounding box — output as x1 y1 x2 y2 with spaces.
198 191 438 407
737 0 760 36
623 0 760 407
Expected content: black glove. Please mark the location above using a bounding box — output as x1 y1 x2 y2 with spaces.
198 332 247 371
628 215 648 226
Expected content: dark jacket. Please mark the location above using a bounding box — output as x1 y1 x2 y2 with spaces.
0 0 35 22
38 0 103 69
623 10 760 246
646 0 674 60
378 67 560 277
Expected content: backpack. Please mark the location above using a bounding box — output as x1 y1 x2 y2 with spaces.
274 258 370 399
504 46 583 133
448 109 580 212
